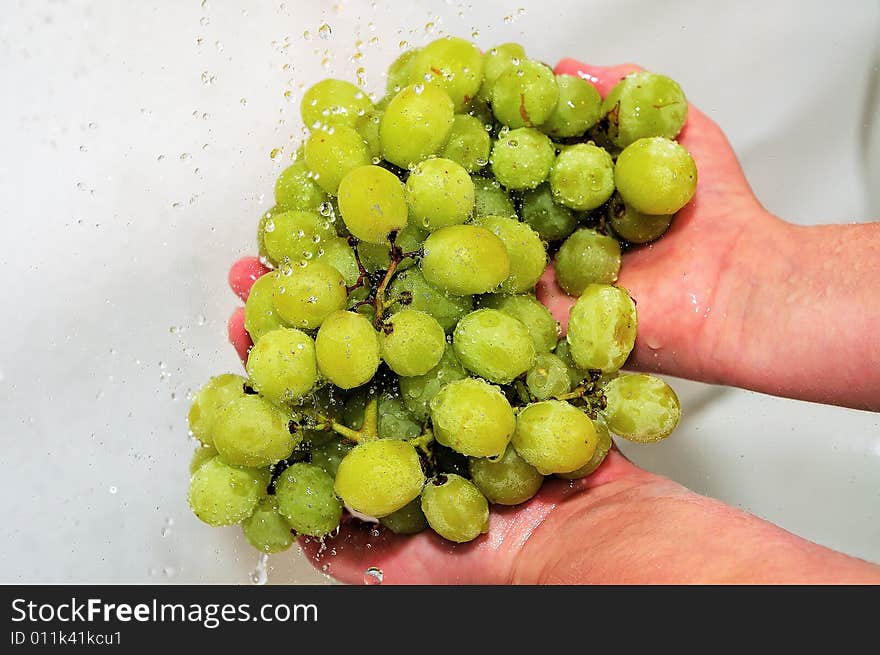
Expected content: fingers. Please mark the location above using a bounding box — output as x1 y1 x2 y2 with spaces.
553 59 643 97
228 256 270 302
227 307 251 365
535 264 574 335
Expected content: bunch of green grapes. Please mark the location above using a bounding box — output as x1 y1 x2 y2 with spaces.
187 36 693 551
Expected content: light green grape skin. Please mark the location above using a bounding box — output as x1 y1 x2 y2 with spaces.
316 237 360 286
272 262 348 330
357 223 425 274
189 445 218 474
405 157 475 231
601 72 688 148
261 209 337 266
300 78 374 129
411 36 483 112
245 328 317 405
379 497 429 535
566 284 637 373
490 127 555 191
512 400 598 475
304 125 371 195
386 48 421 94
355 109 384 159
556 418 613 479
608 195 673 244
274 463 343 537
440 114 491 172
479 294 559 353
343 388 422 441
379 84 455 169
274 161 328 212
478 42 526 103
469 444 544 506
212 395 297 468
334 440 426 517
491 59 559 128
188 374 247 446
554 338 588 387
603 374 681 443
520 184 578 242
542 74 603 138
555 228 622 296
399 344 467 420
473 215 547 294
337 165 408 244
421 225 510 295
388 268 473 332
242 497 295 553
452 309 536 384
244 272 288 342
314 310 380 389
614 137 697 215
421 474 489 543
380 309 446 377
549 143 615 211
525 352 571 400
430 377 515 457
310 439 354 478
472 175 516 219
188 457 269 527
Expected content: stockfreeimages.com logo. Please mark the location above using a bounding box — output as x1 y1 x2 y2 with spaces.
11 597 318 630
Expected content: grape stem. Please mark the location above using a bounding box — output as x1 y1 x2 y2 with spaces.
554 384 589 401
315 395 379 444
407 428 434 456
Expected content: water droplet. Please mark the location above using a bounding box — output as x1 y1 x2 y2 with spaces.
318 23 332 39
108 485 118 494
161 517 174 537
363 567 384 585
250 553 269 585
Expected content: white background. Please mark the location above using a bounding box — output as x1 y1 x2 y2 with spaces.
1 0 878 584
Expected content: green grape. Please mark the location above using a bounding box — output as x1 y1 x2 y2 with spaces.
189 445 218 474
357 223 425 274
473 215 546 294
310 438 354 477
411 37 483 111
520 184 578 241
603 374 681 442
386 48 421 94
188 374 247 446
469 444 544 505
334 440 426 517
242 497 295 553
316 236 360 286
421 225 509 295
304 125 371 194
479 294 559 353
554 338 588 387
614 137 697 215
273 262 348 329
472 175 516 219
275 462 343 537
491 59 559 128
274 161 328 212
557 418 613 479
388 268 473 332
399 344 467 420
188 457 269 527
608 194 673 244
379 498 429 535
244 271 288 342
601 72 688 148
490 127 555 190
452 309 536 384
355 108 384 159
555 228 622 295
542 74 603 138
566 284 637 373
213 395 297 467
512 400 598 474
261 209 336 266
430 377 515 457
314 310 380 389
421 474 489 543
440 114 491 172
405 157 475 231
380 309 446 377
525 352 571 400
467 96 495 128
245 327 317 404
343 388 422 441
337 165 408 244
478 42 526 102
379 84 455 169
549 143 615 211
300 78 374 129
256 205 281 264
